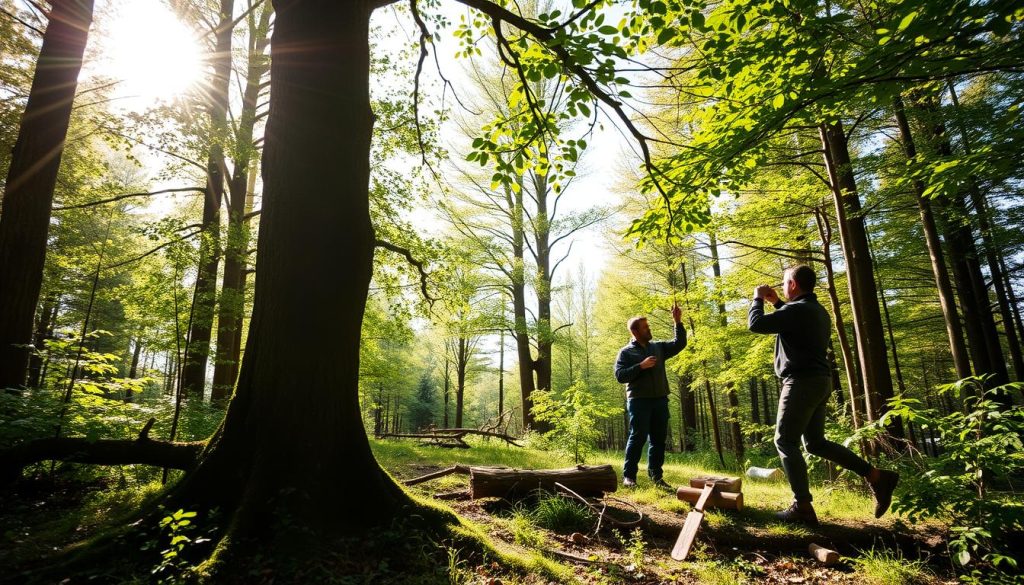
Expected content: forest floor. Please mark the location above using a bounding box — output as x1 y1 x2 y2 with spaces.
377 439 955 584
0 438 959 584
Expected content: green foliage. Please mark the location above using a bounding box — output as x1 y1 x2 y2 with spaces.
613 527 647 570
862 377 1024 578
148 509 202 581
530 380 620 463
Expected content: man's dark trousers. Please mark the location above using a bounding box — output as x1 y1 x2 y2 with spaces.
775 375 872 502
623 396 669 481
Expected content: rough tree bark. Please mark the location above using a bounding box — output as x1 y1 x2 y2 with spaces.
0 0 94 390
819 121 902 437
148 0 414 554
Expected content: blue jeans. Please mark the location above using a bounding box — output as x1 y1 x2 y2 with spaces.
623 396 669 480
775 376 872 502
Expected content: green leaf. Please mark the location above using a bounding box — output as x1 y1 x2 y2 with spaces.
958 550 971 566
897 11 918 32
657 27 677 44
598 25 618 35
772 94 785 108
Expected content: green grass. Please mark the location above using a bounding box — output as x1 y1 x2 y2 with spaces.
853 546 933 585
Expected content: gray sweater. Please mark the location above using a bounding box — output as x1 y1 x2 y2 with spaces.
748 293 831 379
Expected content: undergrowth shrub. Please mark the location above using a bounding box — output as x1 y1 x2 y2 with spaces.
857 376 1024 583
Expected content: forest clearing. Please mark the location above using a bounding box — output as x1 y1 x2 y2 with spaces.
1 0 1023 582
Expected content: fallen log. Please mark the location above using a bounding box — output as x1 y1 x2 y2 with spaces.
0 418 203 484
469 464 616 499
380 428 522 447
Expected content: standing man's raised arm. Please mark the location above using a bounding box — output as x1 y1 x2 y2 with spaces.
661 302 687 359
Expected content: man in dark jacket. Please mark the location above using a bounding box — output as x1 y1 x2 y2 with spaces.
614 303 685 488
749 265 898 526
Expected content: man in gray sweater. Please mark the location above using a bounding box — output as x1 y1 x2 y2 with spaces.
749 265 898 526
614 303 686 488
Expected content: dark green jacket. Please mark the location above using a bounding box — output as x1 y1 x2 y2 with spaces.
614 322 687 398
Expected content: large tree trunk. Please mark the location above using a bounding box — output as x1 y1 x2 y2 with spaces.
819 121 902 437
158 0 411 547
892 96 972 380
212 5 273 404
0 0 94 390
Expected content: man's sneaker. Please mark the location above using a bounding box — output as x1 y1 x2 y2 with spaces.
651 478 672 490
622 476 637 488
775 502 819 527
869 469 900 518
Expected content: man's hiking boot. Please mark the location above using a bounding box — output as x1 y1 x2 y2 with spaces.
775 501 819 527
622 476 637 488
869 469 900 518
651 478 672 490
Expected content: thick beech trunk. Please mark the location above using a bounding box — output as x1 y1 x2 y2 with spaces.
159 0 411 543
819 122 902 437
0 0 94 390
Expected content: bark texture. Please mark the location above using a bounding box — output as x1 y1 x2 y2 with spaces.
0 0 94 389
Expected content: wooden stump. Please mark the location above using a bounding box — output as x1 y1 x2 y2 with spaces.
469 464 617 499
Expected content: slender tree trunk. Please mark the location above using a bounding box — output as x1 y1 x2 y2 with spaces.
749 378 761 443
813 207 864 429
129 336 142 379
678 373 696 451
181 0 236 401
704 375 726 466
0 0 94 389
760 379 772 423
27 292 59 388
892 96 972 380
498 328 505 416
866 232 909 408
531 171 553 432
455 337 467 428
819 121 902 437
919 97 1009 391
509 183 538 428
443 357 450 429
945 83 1024 381
708 232 743 457
212 7 272 404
